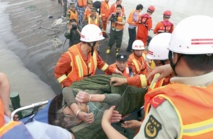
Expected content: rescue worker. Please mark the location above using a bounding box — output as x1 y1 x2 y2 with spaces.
100 0 110 37
83 7 102 29
109 33 172 89
83 0 93 21
154 10 174 34
54 24 121 87
102 15 213 139
106 4 126 55
136 5 155 46
66 3 78 22
64 19 81 47
127 40 149 76
105 53 133 77
126 4 143 52
76 0 87 27
109 0 124 16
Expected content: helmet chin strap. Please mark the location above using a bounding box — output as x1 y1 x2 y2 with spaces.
168 51 182 76
87 42 97 56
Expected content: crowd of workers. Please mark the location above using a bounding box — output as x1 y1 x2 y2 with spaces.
0 0 213 139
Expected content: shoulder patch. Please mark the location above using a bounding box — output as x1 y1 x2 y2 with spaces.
144 115 162 139
150 96 166 109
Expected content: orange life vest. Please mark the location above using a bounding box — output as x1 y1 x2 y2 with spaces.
127 10 138 26
88 15 100 27
68 10 78 22
145 83 213 139
78 0 87 7
109 63 130 77
65 44 98 82
138 13 151 28
128 52 148 75
0 99 4 128
111 12 125 30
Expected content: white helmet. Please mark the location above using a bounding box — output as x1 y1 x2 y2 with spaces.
132 40 145 50
169 15 213 54
147 33 171 60
80 24 105 42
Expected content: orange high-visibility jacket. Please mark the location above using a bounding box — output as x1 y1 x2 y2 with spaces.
144 83 213 139
101 1 110 19
88 15 100 27
78 0 87 7
105 63 130 78
111 12 125 30
127 52 148 76
54 43 114 87
137 13 152 46
0 99 4 128
127 10 139 26
67 10 78 22
109 3 125 16
154 20 174 34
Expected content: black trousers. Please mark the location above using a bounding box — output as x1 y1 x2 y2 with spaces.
126 27 136 51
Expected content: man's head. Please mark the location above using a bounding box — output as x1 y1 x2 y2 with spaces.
136 4 143 12
116 53 128 72
168 15 213 76
90 7 97 16
147 33 171 66
88 0 93 8
80 24 104 55
70 3 76 11
116 4 122 14
48 94 79 131
105 0 109 2
69 19 77 25
132 40 145 57
163 10 171 20
147 5 155 14
116 0 122 5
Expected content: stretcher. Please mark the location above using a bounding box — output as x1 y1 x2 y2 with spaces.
0 101 72 139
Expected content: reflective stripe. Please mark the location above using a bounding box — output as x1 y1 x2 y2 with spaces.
57 75 67 83
183 119 213 136
93 53 97 72
88 15 98 25
75 55 84 77
132 59 140 73
149 73 160 89
139 74 147 87
0 121 21 137
101 63 108 71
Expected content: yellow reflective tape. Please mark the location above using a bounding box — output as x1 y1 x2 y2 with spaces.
88 16 91 24
139 74 147 87
101 63 108 71
184 118 213 129
93 53 97 71
133 59 140 73
57 75 67 83
149 73 160 89
76 55 84 77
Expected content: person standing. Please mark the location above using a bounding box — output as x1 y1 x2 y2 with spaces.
100 0 110 37
66 3 78 22
102 15 213 139
126 4 143 52
54 24 121 87
83 0 93 21
64 19 81 47
61 0 68 18
136 5 155 46
106 5 126 55
83 7 102 29
154 10 174 34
